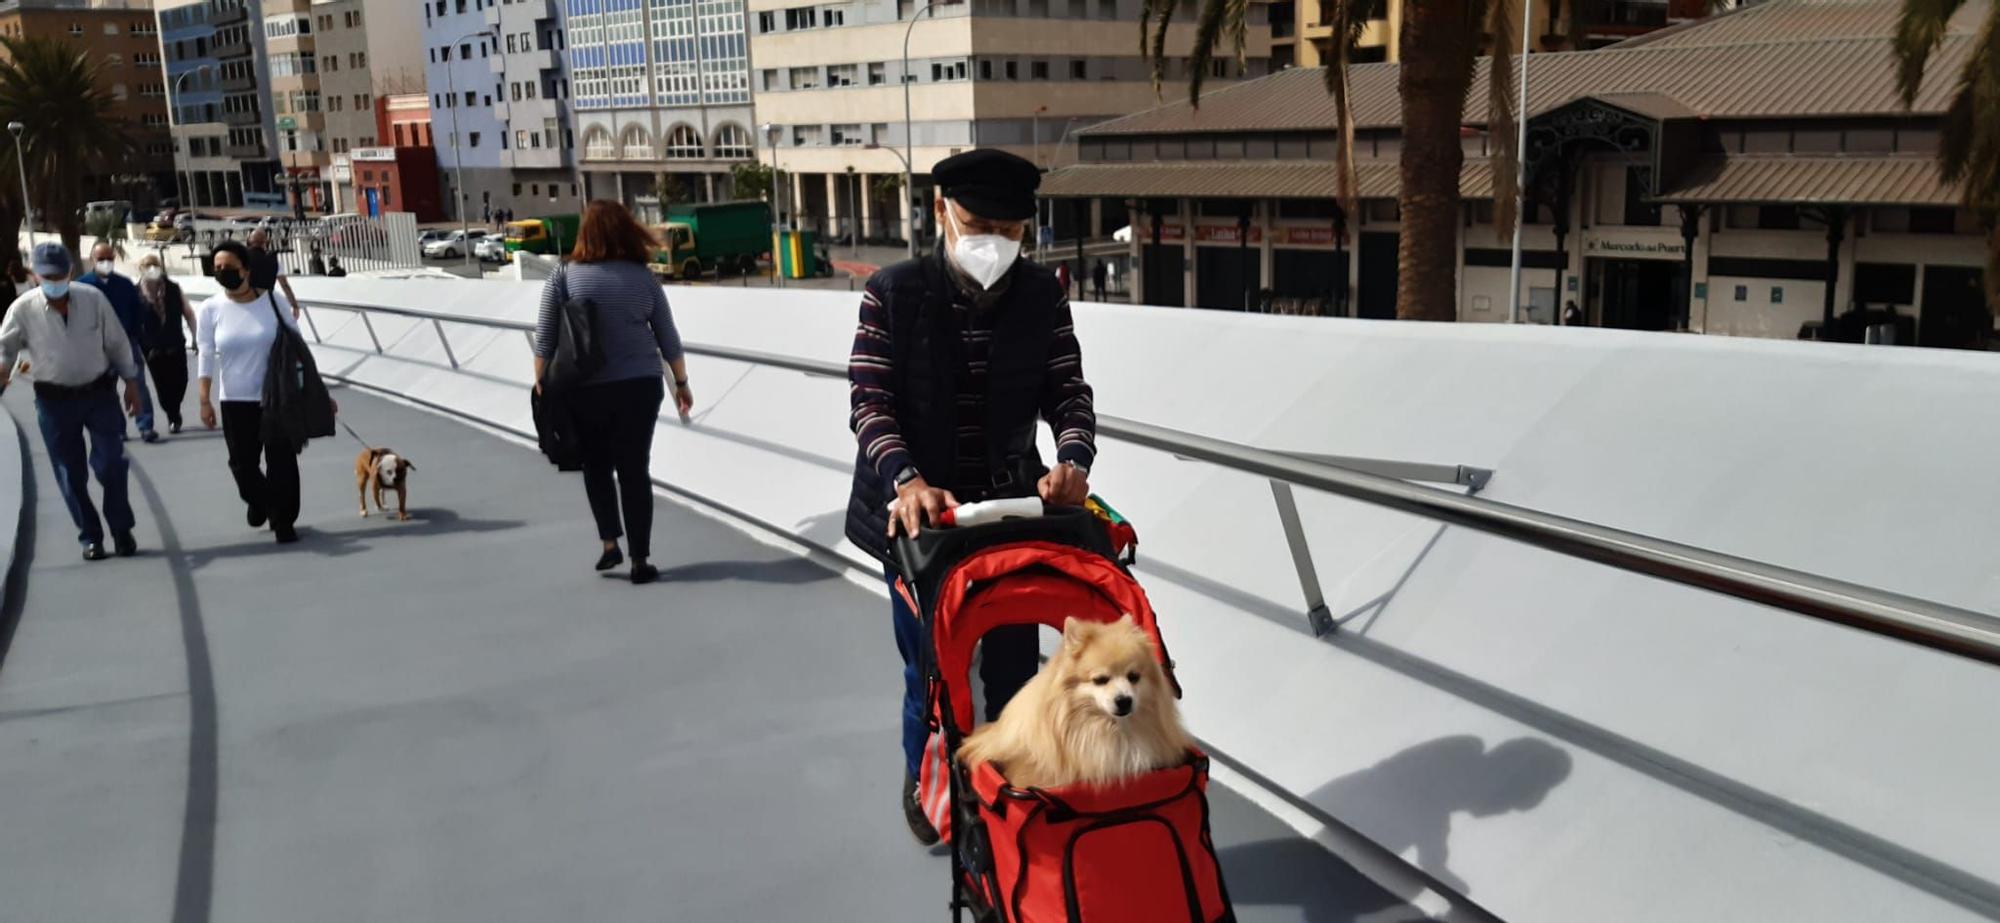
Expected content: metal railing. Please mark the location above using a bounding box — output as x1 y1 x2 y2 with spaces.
284 295 2000 669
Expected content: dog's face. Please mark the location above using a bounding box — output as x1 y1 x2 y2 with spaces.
1055 615 1164 722
375 452 411 487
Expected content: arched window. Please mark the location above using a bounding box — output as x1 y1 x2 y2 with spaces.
712 123 752 160
665 124 704 159
620 124 653 160
583 127 615 159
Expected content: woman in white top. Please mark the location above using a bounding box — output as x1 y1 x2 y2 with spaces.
196 240 305 544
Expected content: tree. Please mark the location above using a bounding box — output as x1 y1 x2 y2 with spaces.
1147 0 1523 321
0 37 134 258
1894 0 2000 313
650 172 689 206
731 161 778 202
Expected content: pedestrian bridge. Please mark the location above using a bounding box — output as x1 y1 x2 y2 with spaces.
4 274 1999 923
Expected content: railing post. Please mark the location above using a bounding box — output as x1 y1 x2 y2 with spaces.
1269 479 1334 636
524 330 537 353
433 318 459 370
298 303 323 344
360 313 383 353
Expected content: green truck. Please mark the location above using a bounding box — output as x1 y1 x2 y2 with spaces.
502 213 582 257
649 200 772 281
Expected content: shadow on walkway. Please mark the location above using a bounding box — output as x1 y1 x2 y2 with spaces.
181 508 526 570
647 557 839 586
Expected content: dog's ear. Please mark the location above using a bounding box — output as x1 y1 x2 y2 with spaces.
1061 616 1091 648
1115 612 1136 628
399 458 415 473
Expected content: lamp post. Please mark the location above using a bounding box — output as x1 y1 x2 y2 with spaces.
444 26 497 273
1505 0 1534 323
902 0 946 259
763 122 784 288
845 165 859 258
170 65 214 212
7 122 29 249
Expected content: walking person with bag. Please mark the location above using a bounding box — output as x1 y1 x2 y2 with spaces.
532 200 694 585
135 253 197 433
195 241 327 544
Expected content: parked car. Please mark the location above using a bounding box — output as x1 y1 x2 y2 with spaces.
422 228 486 259
473 236 510 263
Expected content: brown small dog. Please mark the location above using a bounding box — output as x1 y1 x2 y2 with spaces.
355 447 414 521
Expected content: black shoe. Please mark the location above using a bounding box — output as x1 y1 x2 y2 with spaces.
169 421 183 434
594 546 623 571
81 542 109 562
273 525 299 544
630 560 658 585
247 504 267 528
903 772 940 846
112 532 137 557
141 430 163 444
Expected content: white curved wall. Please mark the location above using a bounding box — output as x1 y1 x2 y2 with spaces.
202 274 2000 923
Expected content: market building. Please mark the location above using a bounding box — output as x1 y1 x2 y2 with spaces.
1042 0 1995 349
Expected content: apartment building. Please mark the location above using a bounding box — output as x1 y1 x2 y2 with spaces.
259 0 332 214
562 0 755 223
313 0 425 213
160 0 287 211
1270 0 1709 70
748 0 1273 246
421 0 579 223
0 0 175 210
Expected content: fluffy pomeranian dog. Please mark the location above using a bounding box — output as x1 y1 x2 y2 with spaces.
958 615 1192 790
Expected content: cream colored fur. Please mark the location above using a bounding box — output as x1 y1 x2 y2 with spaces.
958 615 1191 790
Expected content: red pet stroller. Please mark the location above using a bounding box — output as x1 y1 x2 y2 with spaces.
892 503 1235 923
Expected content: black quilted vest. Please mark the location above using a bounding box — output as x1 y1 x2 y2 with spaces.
845 250 1062 563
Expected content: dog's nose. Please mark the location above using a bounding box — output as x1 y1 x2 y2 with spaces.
1113 695 1133 716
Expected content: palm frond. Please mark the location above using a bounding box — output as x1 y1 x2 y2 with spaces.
1140 0 1178 97
1484 0 1520 235
1186 0 1233 104
1321 0 1368 222
1893 0 1967 107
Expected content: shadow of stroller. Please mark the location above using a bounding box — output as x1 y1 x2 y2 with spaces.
644 557 839 586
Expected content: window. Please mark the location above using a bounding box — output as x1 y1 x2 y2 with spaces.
1031 60 1049 79
667 124 704 158
868 62 886 85
831 123 864 146
1070 60 1087 79
824 6 845 25
621 124 654 159
762 69 779 90
1006 60 1018 79
827 64 858 86
758 11 776 31
585 127 615 158
980 59 992 80
468 131 481 147
792 124 822 146
1621 166 1660 226
788 66 819 89
713 123 752 159
784 6 817 29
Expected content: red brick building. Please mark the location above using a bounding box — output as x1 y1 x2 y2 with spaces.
348 146 441 222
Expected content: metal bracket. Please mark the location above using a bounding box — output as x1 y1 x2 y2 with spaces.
1270 479 1334 637
299 304 323 344
360 313 383 353
432 319 459 370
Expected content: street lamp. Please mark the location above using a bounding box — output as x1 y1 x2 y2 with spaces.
866 143 909 257
763 122 784 289
444 26 497 272
8 122 29 249
845 165 859 258
902 0 948 259
170 65 214 212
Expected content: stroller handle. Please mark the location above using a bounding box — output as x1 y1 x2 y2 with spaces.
891 503 1118 596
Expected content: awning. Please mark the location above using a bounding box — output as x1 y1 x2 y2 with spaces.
1041 160 1494 201
1656 156 1961 206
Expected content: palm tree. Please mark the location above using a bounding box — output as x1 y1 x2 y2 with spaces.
1148 0 1522 321
0 36 135 258
1894 0 2000 312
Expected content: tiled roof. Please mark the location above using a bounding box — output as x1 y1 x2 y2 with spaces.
1081 0 1985 137
1040 159 1494 199
1658 156 1960 205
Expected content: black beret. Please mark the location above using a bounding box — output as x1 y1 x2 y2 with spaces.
933 148 1040 222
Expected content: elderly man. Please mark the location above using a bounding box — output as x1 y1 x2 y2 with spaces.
245 228 300 318
78 241 160 442
846 148 1097 844
0 243 145 560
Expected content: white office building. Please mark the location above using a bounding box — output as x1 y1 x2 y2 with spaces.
421 0 580 222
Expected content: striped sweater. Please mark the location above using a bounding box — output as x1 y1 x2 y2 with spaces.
849 277 1096 491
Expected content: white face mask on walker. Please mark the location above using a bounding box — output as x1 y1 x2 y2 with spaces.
942 201 1022 290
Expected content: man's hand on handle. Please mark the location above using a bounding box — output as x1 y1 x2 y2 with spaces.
1038 461 1089 507
889 475 958 538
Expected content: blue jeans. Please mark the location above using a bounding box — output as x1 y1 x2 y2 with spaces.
128 342 155 436
888 569 1039 778
35 390 135 546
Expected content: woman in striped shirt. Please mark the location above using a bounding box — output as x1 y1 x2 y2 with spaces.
534 201 694 585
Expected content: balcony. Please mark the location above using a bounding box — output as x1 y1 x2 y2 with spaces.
495 47 559 75
223 107 263 127
225 139 267 160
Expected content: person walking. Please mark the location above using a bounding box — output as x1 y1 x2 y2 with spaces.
532 200 694 585
78 242 161 443
0 242 145 560
845 149 1097 845
1092 259 1108 302
326 257 347 277
196 241 306 544
244 229 300 320
135 253 198 434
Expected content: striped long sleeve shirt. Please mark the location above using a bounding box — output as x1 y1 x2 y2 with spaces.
849 278 1096 491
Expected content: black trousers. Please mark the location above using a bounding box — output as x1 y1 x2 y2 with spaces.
146 348 190 428
567 377 663 559
220 401 300 529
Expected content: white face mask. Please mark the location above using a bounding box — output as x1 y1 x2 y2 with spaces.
944 205 1021 290
94 260 114 277
142 266 163 281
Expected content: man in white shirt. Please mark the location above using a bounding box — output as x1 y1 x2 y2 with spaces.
0 243 146 560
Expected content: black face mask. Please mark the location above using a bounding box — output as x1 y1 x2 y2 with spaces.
215 269 245 292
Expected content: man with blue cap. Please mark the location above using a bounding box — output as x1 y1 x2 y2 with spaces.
845 148 1098 844
0 242 145 560
79 240 160 442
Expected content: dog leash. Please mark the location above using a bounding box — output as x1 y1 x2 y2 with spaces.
338 419 374 450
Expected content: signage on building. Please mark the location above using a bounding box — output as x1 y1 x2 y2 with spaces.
1282 227 1338 246
1583 232 1686 261
277 116 296 132
1195 225 1261 244
352 147 397 162
1143 223 1186 243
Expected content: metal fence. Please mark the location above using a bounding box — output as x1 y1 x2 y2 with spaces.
141 212 424 276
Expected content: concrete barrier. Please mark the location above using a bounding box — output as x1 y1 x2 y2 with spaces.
184 273 2000 923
